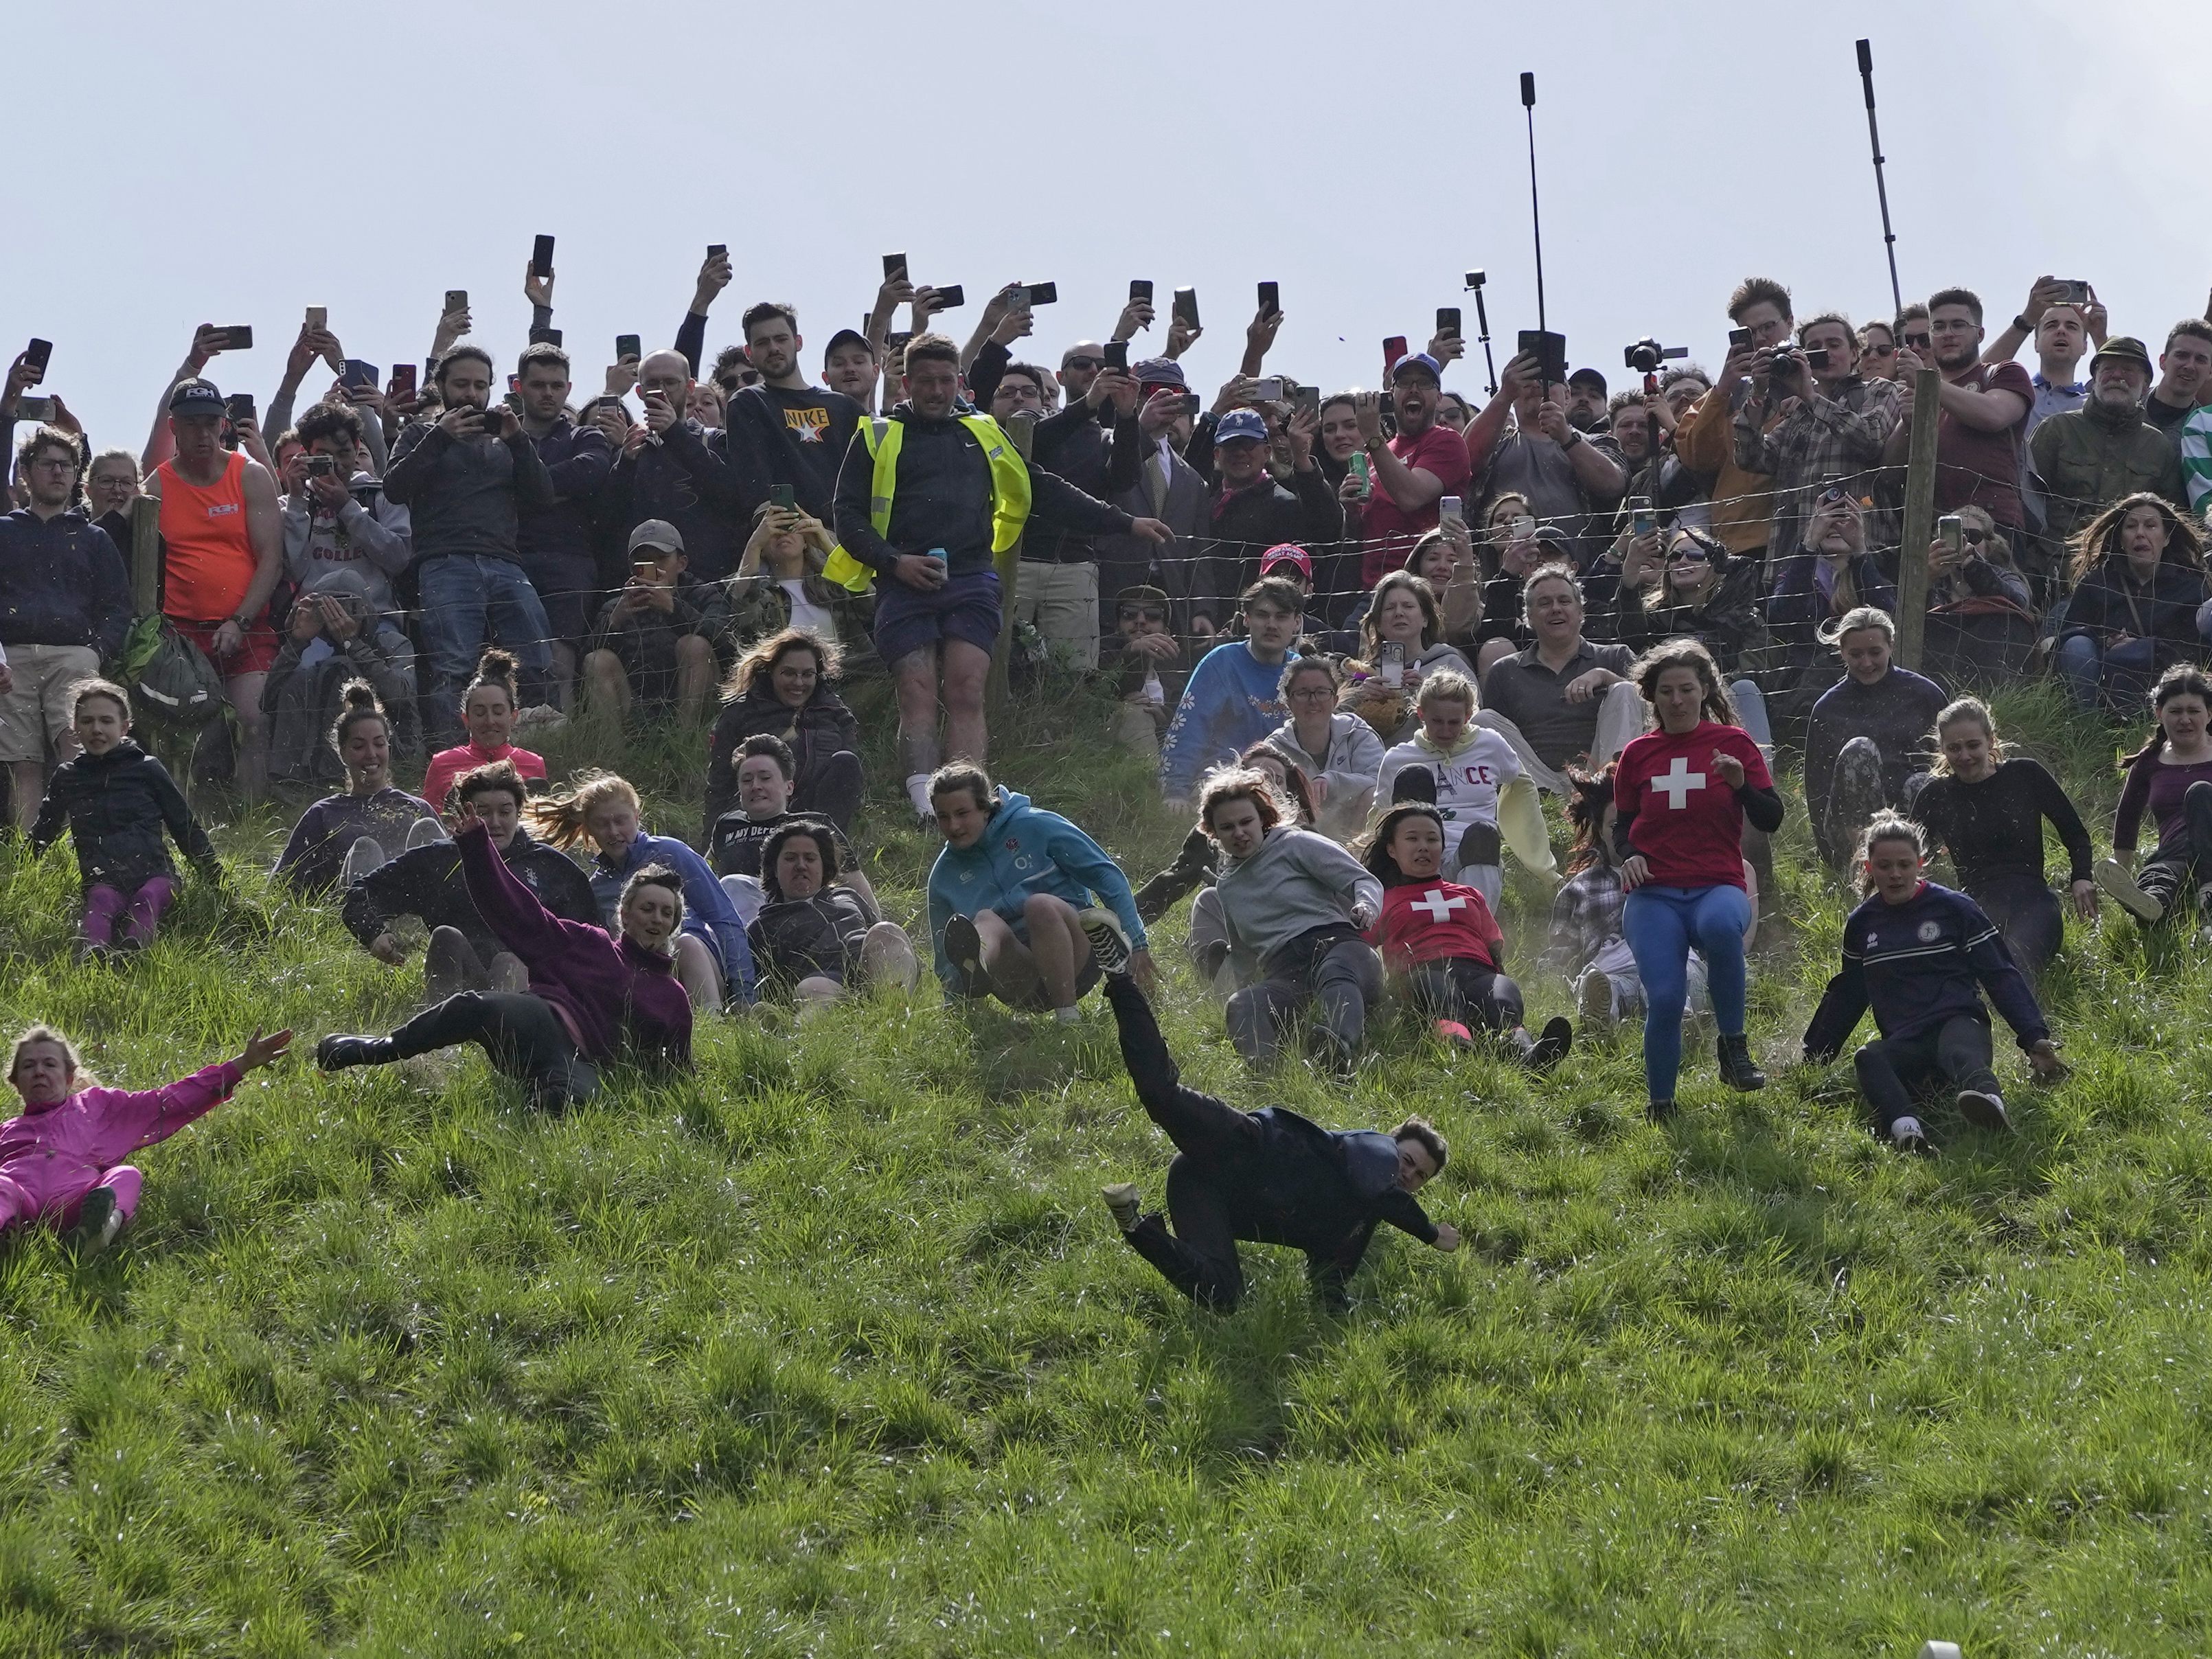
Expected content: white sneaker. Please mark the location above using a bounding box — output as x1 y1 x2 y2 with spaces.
1078 908 1134 976
906 773 936 825
1100 1182 1142 1232
2095 857 2163 923
1956 1088 2013 1133
1890 1115 1929 1154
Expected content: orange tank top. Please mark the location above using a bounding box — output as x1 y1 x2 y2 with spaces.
158 449 255 622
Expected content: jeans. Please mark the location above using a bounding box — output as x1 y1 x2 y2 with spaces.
2056 632 2158 713
794 747 865 834
1729 678 1773 748
391 990 597 1108
1224 928 1383 1065
415 555 555 742
1622 883 1751 1104
1966 867 2064 977
1853 1015 1998 1134
2137 778 2212 919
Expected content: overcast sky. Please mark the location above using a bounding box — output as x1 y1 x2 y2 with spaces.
7 0 2204 451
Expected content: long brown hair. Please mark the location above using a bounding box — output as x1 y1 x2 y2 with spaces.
2121 664 2212 773
1358 570 1441 659
1630 637 1737 727
1562 763 1617 876
2071 490 2204 586
723 628 842 703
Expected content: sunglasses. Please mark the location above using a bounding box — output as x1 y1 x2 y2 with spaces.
1864 343 1897 357
1961 529 1987 546
1119 606 1167 623
1902 333 1931 349
1064 356 1104 371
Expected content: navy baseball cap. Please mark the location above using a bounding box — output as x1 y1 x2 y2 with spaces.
1216 409 1268 444
169 378 226 417
822 328 873 363
1133 358 1187 389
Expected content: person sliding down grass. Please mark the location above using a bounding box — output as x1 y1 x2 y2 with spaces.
1360 801 1571 1070
2097 665 2212 933
1 1023 292 1256
1084 925 1458 1314
318 802 692 1110
1802 814 2064 1155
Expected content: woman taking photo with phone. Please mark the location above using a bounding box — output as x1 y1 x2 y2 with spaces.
1611 639 1784 1120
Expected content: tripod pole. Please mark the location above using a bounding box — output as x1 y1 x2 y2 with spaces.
1472 282 1498 396
1521 73 1546 352
1856 38 1904 318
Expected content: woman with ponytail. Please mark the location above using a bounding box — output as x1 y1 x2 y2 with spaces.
273 683 442 895
420 648 548 817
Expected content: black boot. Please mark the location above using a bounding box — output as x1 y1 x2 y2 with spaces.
317 1033 399 1072
1716 1032 1766 1092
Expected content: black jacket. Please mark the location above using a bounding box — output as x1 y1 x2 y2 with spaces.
702 681 861 838
749 886 878 985
516 415 616 569
1610 556 1771 674
0 507 133 654
383 422 556 566
600 419 749 584
2061 557 2208 670
1231 1106 1440 1302
30 740 218 891
1207 471 1345 597
832 402 1136 578
341 829 597 957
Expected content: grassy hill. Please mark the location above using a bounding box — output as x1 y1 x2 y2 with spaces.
3 673 2209 1656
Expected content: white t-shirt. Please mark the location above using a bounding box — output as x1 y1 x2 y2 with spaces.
782 577 837 641
1378 729 1520 827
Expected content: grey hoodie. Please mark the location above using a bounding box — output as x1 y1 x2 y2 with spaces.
1213 825 1382 965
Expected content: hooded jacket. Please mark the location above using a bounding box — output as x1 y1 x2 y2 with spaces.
457 819 692 1068
700 678 861 838
0 1062 241 1198
924 788 1146 993
1212 825 1382 967
1223 1105 1439 1301
0 506 133 656
29 740 218 891
341 827 597 959
2031 399 2186 551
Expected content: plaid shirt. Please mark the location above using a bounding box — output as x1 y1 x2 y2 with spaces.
1732 374 1901 563
1547 862 1625 973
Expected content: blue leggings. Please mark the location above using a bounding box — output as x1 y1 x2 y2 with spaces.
1622 884 1751 1103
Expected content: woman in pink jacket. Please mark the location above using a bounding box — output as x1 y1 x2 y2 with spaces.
1 1024 293 1253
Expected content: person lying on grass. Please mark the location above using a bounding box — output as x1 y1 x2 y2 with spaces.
1360 801 1572 1070
1 1023 291 1256
747 819 920 1012
1086 928 1458 1314
319 802 692 1110
1802 813 2064 1155
28 678 222 964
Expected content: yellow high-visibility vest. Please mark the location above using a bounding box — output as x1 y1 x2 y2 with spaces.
821 412 1033 593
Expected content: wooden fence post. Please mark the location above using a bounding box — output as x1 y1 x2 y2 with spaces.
1893 366 1941 672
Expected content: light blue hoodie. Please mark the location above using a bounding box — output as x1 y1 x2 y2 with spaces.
926 788 1146 994
1158 641 1291 801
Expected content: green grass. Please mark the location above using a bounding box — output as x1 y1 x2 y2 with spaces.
3 671 2211 1656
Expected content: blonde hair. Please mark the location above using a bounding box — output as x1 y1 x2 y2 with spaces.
9 1025 91 1090
1415 668 1476 716
529 770 641 851
1930 696 2004 775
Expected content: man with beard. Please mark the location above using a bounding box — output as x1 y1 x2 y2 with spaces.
602 348 749 583
1734 312 1899 567
2033 338 2184 549
1202 407 1341 600
1885 288 2033 534
725 302 863 521
1565 367 1609 433
1465 352 1628 571
1355 352 1473 587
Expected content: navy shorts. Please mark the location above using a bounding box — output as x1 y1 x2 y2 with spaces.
872 568 1002 666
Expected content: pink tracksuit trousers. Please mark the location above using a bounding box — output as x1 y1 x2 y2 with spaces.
0 1062 241 1232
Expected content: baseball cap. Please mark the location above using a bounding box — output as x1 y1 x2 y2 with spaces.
1389 352 1442 385
2090 336 2154 376
168 379 226 417
1116 584 1172 610
822 328 874 363
1259 544 1312 580
1567 366 1608 393
1216 409 1268 444
628 519 685 556
1133 358 1187 390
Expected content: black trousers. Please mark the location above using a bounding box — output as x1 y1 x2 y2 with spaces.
794 748 865 835
1853 1015 1998 1134
2139 779 2212 920
1114 974 1334 1309
1225 928 1382 1065
392 991 599 1107
1965 868 2064 978
1406 957 1523 1034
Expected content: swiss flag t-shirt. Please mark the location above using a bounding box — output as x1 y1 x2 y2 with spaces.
1612 721 1770 890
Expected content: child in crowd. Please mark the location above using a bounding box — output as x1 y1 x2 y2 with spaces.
420 648 547 816
531 771 755 1010
1 1023 292 1255
1362 802 1571 1069
30 680 223 961
1804 814 2064 1153
1373 670 1552 909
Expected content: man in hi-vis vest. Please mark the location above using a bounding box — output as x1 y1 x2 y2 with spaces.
829 333 1173 823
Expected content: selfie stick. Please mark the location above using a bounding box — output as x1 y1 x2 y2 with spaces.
1470 275 1498 397
1522 73 1547 379
1856 39 1904 319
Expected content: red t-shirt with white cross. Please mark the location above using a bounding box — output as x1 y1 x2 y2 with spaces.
1368 880 1505 974
1612 720 1770 890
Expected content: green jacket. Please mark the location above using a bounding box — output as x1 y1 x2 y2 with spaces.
2029 401 2185 555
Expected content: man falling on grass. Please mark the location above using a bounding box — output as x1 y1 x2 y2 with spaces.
1079 913 1459 1313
